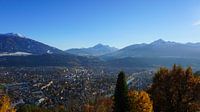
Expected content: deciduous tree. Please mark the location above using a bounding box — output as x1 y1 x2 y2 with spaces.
149 65 200 112
128 91 153 112
0 95 15 112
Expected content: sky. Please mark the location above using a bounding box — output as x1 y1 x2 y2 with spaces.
0 0 200 50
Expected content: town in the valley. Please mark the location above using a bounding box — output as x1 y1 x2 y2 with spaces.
0 67 154 110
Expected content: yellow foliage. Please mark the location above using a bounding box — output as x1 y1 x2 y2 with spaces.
95 98 113 112
128 91 153 112
149 65 200 112
83 98 113 112
0 96 15 112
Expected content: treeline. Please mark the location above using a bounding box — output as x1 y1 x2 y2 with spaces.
112 65 200 112
0 65 200 112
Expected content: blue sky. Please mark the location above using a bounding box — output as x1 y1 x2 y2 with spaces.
0 0 200 50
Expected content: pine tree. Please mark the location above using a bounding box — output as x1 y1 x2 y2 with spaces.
113 71 129 112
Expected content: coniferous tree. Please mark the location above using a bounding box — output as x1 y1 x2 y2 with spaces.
113 71 129 112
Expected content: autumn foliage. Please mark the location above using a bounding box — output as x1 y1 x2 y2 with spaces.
128 91 153 112
83 98 113 112
95 98 113 112
149 65 200 112
0 96 15 112
113 72 153 112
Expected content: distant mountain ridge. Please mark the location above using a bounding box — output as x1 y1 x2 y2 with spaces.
1 33 200 70
3 33 200 60
65 43 118 56
0 33 103 68
0 33 64 55
102 39 200 60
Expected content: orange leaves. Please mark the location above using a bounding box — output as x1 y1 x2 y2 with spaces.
95 98 113 112
149 65 200 112
83 98 113 112
0 96 16 112
128 91 153 112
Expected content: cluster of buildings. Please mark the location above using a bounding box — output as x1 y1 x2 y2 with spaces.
0 67 153 110
0 67 117 110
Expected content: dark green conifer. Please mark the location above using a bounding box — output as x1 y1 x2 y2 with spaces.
113 71 129 112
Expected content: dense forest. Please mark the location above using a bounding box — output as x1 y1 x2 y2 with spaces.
0 65 199 112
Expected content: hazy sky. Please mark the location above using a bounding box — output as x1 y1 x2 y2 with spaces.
0 0 200 50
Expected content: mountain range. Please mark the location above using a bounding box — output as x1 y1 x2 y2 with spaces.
65 44 118 56
0 33 103 68
1 33 200 70
2 33 200 60
101 39 200 60
0 33 63 55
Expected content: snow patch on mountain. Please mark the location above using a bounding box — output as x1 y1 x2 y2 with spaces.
0 52 32 56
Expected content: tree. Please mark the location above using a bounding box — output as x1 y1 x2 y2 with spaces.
113 71 130 112
149 65 200 112
128 91 153 112
83 97 113 112
0 95 16 112
94 98 113 112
